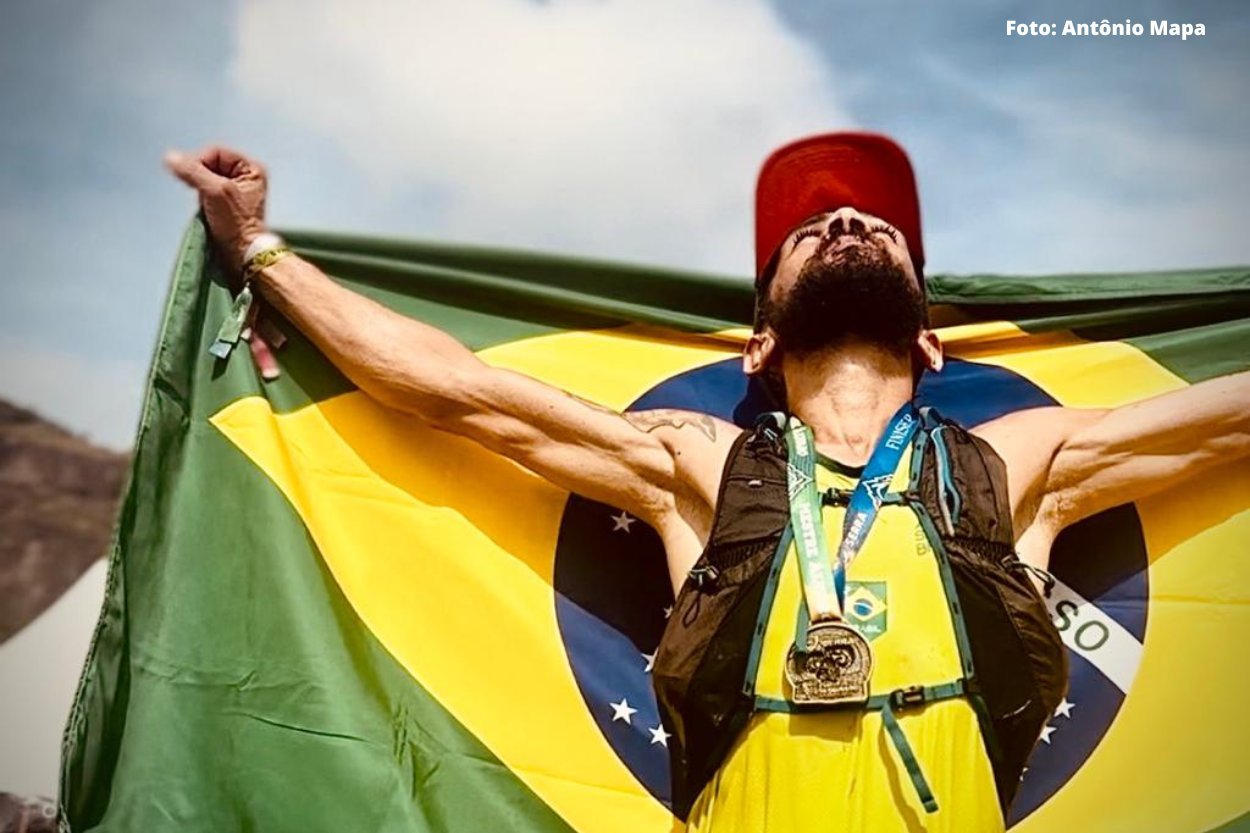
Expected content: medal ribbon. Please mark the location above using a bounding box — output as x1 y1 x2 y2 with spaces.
784 403 919 628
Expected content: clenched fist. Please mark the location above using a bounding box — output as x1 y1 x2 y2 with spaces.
164 145 269 273
164 144 284 379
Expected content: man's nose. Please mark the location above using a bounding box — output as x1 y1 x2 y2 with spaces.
825 207 867 238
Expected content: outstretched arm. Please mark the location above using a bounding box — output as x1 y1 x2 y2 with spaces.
1042 371 1250 525
978 370 1250 543
164 145 740 540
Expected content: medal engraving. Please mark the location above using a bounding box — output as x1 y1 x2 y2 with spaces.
784 620 873 704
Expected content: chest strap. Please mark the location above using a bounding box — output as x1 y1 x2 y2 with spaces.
752 678 967 813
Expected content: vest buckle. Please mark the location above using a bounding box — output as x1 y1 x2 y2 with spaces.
821 487 852 507
891 685 927 710
688 564 720 589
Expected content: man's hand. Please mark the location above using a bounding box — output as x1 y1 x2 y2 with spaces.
159 144 738 589
164 145 282 377
164 145 269 272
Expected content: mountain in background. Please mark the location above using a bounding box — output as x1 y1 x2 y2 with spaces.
0 399 128 644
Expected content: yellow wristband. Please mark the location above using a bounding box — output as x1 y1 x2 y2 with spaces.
243 246 293 281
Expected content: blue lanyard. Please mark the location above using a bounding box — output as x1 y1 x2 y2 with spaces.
784 402 918 624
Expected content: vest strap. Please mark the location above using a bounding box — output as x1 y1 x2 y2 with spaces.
909 421 1007 770
740 523 795 697
752 679 966 814
752 678 967 713
882 700 939 813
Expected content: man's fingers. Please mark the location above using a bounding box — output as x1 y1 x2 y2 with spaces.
249 332 282 381
163 150 224 192
200 145 265 180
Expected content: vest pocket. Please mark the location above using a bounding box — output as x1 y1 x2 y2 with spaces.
947 540 1068 807
654 536 781 815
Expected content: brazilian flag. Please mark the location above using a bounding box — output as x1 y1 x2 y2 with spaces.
61 218 1250 832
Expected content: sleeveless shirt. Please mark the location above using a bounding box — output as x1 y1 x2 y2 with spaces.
684 448 1005 833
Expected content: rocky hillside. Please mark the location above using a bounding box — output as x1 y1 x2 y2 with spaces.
0 400 128 643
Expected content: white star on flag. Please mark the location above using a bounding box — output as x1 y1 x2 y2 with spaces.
1054 699 1075 719
610 699 638 724
649 725 671 746
611 510 636 532
1040 724 1057 744
642 651 656 673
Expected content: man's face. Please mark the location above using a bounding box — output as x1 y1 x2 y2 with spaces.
757 205 926 359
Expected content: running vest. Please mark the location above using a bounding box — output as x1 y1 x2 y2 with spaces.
652 407 1068 820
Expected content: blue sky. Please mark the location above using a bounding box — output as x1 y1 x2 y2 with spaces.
1 0 1246 448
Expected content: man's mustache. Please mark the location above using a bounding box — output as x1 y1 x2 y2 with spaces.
811 229 880 264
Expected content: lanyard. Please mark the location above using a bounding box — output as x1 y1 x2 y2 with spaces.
784 403 918 626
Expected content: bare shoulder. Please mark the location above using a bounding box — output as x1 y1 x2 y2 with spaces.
620 408 743 591
622 408 744 507
971 405 1098 461
973 405 1060 444
970 405 1103 539
622 409 727 441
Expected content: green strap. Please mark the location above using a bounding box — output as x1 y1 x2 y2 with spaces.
754 679 966 713
754 680 965 813
907 415 1005 768
795 490 905 650
882 701 939 813
793 598 810 656
741 524 794 697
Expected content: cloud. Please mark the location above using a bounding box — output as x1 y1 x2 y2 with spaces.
911 53 1250 275
230 0 850 274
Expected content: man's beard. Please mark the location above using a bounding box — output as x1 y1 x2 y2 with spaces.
765 241 925 359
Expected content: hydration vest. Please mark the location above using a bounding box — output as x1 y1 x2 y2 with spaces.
652 407 1068 819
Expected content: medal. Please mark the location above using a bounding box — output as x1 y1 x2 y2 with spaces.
785 619 873 704
782 405 917 706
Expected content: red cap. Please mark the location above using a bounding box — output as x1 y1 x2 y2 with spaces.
754 132 924 278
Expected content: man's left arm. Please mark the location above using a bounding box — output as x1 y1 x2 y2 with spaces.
977 370 1250 545
1044 370 1250 527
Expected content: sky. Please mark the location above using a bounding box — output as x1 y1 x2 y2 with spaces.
1 0 1247 449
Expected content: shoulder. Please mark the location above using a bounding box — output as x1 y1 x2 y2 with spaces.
970 406 1101 461
623 409 745 506
969 406 1102 539
622 409 738 444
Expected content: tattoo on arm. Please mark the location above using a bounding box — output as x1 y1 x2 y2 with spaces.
625 409 718 442
563 392 719 443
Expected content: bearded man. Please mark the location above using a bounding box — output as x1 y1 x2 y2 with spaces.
166 133 1250 832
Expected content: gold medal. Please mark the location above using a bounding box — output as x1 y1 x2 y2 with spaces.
784 618 873 704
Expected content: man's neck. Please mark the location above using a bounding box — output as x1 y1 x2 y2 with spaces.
783 342 915 467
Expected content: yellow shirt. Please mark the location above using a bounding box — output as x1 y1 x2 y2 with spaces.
686 450 1004 833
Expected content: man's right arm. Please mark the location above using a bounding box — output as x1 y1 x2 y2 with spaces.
252 251 738 533
163 145 740 548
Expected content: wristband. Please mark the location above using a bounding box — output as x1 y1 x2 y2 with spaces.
242 231 286 265
243 246 293 281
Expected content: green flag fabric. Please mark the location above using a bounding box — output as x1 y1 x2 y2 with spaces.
61 218 1250 832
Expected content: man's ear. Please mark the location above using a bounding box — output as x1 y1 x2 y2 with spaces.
744 329 778 376
915 329 944 373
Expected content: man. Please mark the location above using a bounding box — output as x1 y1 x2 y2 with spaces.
165 134 1249 832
